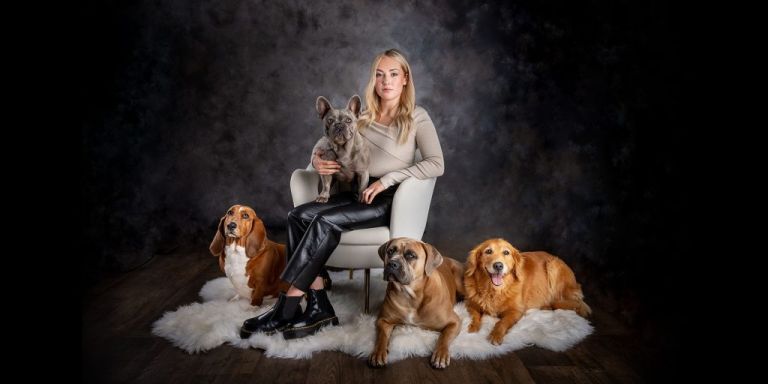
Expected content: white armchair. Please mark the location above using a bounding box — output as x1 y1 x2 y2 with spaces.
290 170 436 313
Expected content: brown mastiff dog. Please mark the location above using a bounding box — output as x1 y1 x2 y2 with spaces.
368 238 465 369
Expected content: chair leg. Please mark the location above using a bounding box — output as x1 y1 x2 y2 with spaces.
349 269 354 280
364 268 370 314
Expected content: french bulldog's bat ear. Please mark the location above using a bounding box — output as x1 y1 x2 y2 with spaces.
378 240 391 261
347 95 362 117
317 96 332 119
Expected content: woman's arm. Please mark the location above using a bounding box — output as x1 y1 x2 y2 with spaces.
378 108 445 188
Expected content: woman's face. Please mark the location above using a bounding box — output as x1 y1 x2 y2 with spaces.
375 56 407 104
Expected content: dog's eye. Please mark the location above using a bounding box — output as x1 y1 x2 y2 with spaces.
242 213 250 219
405 251 416 260
387 248 396 255
345 118 352 123
227 210 234 216
503 250 510 256
327 118 333 124
484 248 492 254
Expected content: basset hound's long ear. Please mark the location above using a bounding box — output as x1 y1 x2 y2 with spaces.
245 217 267 258
209 216 226 257
465 242 484 278
422 241 444 276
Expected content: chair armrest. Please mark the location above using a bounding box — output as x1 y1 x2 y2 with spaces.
290 169 319 207
390 177 436 240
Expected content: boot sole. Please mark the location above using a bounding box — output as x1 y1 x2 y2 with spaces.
282 317 339 340
240 325 289 339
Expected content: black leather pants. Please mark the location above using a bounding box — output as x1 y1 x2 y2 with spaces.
282 179 397 292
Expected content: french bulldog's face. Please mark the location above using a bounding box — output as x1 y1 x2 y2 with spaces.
316 95 362 145
378 237 444 286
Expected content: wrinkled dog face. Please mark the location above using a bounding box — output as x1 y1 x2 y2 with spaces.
222 205 257 238
316 96 361 145
379 238 424 285
378 238 444 286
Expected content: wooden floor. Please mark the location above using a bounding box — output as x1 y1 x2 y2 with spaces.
82 248 659 383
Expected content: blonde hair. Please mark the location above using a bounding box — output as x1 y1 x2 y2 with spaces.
357 49 415 144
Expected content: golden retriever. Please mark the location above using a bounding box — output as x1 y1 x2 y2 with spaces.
464 238 591 344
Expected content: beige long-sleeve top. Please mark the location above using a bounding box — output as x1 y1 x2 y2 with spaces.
308 105 445 188
362 106 445 188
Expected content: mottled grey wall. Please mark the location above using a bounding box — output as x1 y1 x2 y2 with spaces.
82 0 684 340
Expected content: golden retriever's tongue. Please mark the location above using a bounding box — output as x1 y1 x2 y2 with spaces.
490 272 503 286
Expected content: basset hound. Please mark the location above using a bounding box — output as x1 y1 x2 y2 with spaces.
209 205 288 306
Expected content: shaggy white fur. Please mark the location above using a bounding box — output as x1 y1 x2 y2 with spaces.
152 270 593 360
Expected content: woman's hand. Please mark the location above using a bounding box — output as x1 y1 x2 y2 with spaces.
313 150 341 176
361 180 386 204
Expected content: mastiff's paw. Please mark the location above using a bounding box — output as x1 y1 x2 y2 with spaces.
430 347 451 369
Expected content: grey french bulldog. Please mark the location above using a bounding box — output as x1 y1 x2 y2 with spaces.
311 95 370 203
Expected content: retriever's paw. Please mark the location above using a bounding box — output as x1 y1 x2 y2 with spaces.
468 321 481 333
488 329 507 345
368 349 388 368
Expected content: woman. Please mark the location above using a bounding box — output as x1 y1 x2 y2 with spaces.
240 48 445 340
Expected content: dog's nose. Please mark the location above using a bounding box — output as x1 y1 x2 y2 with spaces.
386 260 399 270
227 222 237 230
493 262 504 272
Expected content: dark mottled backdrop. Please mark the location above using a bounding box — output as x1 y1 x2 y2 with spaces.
82 0 683 374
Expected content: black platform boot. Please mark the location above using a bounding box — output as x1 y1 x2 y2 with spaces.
319 268 333 291
282 289 339 340
239 293 302 339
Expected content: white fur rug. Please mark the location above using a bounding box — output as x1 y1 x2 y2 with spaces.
152 270 593 361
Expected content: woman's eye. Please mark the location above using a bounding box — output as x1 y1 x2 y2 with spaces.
484 249 492 254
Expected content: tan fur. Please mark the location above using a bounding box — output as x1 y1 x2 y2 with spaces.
369 238 465 369
209 205 288 306
464 238 591 345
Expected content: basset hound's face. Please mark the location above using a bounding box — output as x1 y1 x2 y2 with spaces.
222 205 258 238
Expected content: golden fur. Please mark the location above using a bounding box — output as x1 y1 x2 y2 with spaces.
464 238 591 345
209 205 287 306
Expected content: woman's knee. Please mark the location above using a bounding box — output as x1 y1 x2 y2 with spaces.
311 211 342 231
288 206 315 223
